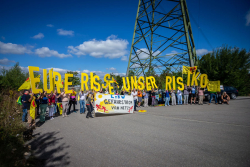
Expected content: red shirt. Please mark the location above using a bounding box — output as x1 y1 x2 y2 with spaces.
48 95 55 104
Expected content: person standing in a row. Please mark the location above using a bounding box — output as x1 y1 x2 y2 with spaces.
39 91 48 123
183 85 190 105
86 94 94 118
79 90 90 114
143 90 148 107
61 90 70 117
131 89 138 111
69 88 77 113
165 90 170 106
171 88 176 106
48 92 55 120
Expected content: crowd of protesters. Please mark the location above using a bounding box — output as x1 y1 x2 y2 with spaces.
20 84 230 127
20 86 102 127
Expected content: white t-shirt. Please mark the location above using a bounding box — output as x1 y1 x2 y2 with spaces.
131 91 138 100
105 91 109 94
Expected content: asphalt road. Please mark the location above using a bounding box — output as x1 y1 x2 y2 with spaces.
27 97 250 167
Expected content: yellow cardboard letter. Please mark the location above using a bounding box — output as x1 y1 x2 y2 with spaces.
191 71 200 86
102 74 110 88
81 73 89 91
177 77 184 90
138 76 145 90
53 71 62 93
43 69 54 93
65 73 73 94
28 66 42 94
122 77 130 91
131 76 137 89
200 74 208 88
165 76 172 90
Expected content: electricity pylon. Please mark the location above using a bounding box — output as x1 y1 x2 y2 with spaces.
126 0 198 76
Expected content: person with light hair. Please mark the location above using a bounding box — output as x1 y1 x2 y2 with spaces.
221 91 230 105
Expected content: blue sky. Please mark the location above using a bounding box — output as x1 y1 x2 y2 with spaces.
0 0 250 78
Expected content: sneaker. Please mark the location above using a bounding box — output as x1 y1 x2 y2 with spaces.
52 117 54 120
62 115 65 118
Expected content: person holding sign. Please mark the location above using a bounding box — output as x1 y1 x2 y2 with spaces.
143 90 148 107
198 86 205 105
151 88 158 107
208 91 218 105
137 90 142 108
60 90 70 117
48 92 56 120
79 90 89 114
69 88 77 113
39 91 48 122
86 94 94 118
165 90 170 106
190 85 197 105
183 85 190 105
131 89 138 111
171 88 176 106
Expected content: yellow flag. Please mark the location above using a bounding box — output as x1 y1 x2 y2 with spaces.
182 66 198 74
59 79 64 88
18 77 31 91
207 81 220 92
182 66 189 74
57 103 63 115
30 97 37 120
18 75 41 91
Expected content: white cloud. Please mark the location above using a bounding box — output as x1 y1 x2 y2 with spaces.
0 58 15 65
0 41 32 54
133 48 161 59
196 49 210 56
31 33 44 39
34 47 72 58
57 29 74 36
68 35 129 60
1 36 5 40
106 67 116 71
121 55 127 61
246 9 250 26
47 24 54 27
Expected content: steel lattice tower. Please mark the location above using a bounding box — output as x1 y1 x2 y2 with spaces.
126 0 198 76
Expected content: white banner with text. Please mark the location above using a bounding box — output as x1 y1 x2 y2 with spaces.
95 93 134 114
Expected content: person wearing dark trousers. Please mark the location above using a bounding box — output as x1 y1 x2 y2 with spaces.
68 88 77 113
209 91 218 105
86 94 94 118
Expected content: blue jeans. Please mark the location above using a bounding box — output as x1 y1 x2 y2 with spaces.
134 99 137 111
79 100 85 113
22 109 27 122
54 102 57 114
178 95 182 105
165 97 170 106
209 93 217 103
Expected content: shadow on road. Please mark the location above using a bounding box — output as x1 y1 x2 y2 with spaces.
28 131 70 167
95 113 130 117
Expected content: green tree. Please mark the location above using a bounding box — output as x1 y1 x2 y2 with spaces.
0 63 29 90
66 71 80 86
198 46 250 95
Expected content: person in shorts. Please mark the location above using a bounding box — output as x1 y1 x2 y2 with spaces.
190 85 197 105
